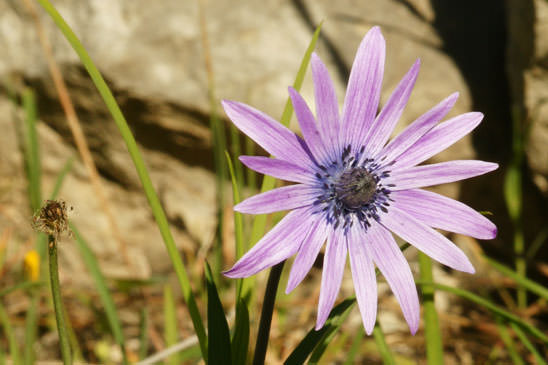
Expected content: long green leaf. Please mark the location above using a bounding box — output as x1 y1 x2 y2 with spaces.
485 257 548 301
22 87 41 212
139 308 149 360
70 224 128 364
343 327 364 365
231 298 249 365
418 281 548 344
36 0 207 358
164 285 179 365
284 298 355 364
419 253 443 364
0 281 42 298
205 262 232 365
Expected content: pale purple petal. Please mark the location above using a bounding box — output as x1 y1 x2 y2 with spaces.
224 209 315 278
312 52 340 158
348 224 377 334
376 92 458 165
364 59 420 156
316 229 347 330
393 112 484 168
369 224 419 334
239 156 315 184
341 27 385 153
380 206 475 273
385 160 499 190
234 184 317 214
392 189 497 239
289 87 330 163
285 217 330 293
222 100 315 168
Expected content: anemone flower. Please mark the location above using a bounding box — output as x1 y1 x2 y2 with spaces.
222 26 497 334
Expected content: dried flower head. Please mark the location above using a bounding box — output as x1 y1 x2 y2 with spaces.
222 26 498 335
32 200 73 238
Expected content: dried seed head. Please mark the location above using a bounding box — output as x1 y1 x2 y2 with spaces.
32 200 73 238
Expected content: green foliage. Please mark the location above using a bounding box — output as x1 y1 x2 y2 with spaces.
206 263 232 364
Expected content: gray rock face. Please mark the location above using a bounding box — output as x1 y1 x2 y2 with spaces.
507 0 548 194
1 0 483 284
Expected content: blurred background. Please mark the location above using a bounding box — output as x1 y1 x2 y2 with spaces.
0 0 547 363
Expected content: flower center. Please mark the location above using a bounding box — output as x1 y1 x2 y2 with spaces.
334 167 378 209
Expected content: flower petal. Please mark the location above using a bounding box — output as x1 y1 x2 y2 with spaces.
392 189 497 239
380 205 475 273
377 92 458 165
341 26 385 154
393 112 484 168
224 208 315 278
348 224 377 334
316 228 348 330
364 59 420 157
385 160 499 190
289 87 330 163
311 52 340 159
222 100 315 168
369 224 419 334
234 184 317 214
285 216 330 294
239 156 314 184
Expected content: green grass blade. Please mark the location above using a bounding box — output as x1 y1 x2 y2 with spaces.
510 322 547 365
35 0 207 358
0 281 42 298
284 298 355 364
225 153 250 364
22 87 42 212
0 303 20 365
164 285 179 365
231 298 250 365
139 308 149 360
485 257 548 301
205 262 232 365
308 302 353 363
418 281 548 345
418 253 444 364
496 318 524 365
372 322 395 364
343 327 364 365
49 156 75 200
70 224 128 364
249 22 323 246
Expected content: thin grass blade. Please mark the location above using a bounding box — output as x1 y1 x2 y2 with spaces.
0 303 20 365
417 281 548 345
419 253 444 364
139 308 149 360
485 257 548 301
510 322 547 365
71 224 128 364
372 322 395 364
496 318 524 365
35 0 207 357
164 285 179 365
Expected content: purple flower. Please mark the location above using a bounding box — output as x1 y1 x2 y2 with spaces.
222 26 497 335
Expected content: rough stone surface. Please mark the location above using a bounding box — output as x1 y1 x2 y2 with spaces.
0 0 484 285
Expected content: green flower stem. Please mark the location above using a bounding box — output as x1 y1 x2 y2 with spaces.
418 253 444 364
48 235 72 365
253 261 285 365
35 0 207 359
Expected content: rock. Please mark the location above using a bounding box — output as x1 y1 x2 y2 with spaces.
0 0 487 283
